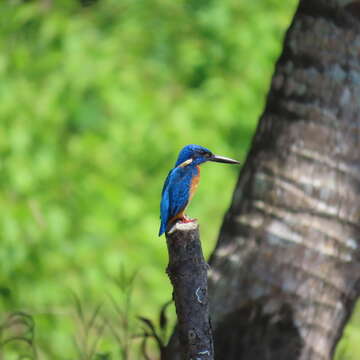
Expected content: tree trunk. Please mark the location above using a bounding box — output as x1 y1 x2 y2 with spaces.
166 0 360 359
165 222 214 360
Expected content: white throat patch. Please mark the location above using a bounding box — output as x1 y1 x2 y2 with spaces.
178 158 193 167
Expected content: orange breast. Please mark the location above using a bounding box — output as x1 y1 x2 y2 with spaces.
189 166 201 202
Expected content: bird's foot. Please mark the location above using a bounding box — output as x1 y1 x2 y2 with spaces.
181 216 197 224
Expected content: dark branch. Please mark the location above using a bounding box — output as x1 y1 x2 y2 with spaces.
165 222 214 360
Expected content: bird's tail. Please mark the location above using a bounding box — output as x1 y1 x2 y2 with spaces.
158 222 166 236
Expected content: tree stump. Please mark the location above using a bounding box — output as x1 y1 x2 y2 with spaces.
165 221 214 360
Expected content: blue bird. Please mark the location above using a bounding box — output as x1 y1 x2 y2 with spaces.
159 144 240 236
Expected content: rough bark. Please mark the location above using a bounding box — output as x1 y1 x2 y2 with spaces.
165 222 214 360
166 0 360 359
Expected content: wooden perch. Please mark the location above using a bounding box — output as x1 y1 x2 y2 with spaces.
165 221 214 360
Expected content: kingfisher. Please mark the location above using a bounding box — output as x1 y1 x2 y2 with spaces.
159 144 240 236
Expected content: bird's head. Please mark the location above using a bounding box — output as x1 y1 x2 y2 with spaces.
175 144 240 167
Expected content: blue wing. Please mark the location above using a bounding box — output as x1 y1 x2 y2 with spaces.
159 171 172 236
159 167 192 236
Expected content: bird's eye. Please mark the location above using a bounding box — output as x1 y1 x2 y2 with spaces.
198 150 211 158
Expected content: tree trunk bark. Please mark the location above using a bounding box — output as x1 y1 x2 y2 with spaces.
166 0 360 359
165 222 214 360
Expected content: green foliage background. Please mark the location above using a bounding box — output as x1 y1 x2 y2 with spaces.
0 0 358 358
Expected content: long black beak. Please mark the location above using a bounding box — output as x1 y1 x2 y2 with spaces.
209 154 240 165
